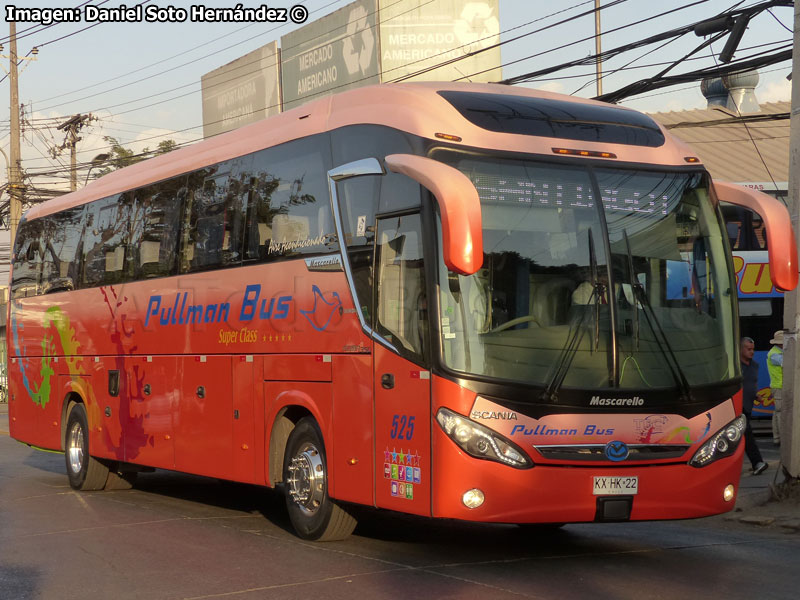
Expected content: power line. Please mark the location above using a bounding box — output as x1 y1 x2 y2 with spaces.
27 0 623 130
0 0 101 45
0 0 151 86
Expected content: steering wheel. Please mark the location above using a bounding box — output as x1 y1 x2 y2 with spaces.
489 315 541 333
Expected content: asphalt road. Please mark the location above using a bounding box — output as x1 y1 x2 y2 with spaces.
1 407 798 600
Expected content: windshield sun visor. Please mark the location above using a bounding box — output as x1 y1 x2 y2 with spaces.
438 91 666 148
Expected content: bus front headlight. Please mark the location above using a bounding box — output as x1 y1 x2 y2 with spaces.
436 407 532 469
689 415 746 467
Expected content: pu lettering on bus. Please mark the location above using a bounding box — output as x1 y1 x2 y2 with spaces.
144 293 231 327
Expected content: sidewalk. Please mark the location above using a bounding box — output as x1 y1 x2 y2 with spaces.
729 435 800 530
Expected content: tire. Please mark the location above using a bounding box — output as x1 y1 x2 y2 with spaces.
65 403 109 491
283 418 356 541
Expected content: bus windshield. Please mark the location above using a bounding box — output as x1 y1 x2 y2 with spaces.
434 150 738 394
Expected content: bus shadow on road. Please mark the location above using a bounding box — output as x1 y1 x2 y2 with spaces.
129 471 297 534
22 448 68 476
349 506 576 547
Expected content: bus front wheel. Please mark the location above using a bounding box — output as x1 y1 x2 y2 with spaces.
283 417 356 541
65 403 109 491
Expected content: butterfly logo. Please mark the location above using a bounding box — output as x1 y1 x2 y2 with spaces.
299 285 342 332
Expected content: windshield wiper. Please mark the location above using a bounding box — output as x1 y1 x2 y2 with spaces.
542 229 602 402
623 230 640 351
627 264 694 402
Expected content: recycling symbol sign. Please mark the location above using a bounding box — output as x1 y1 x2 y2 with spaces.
454 2 500 52
342 5 375 76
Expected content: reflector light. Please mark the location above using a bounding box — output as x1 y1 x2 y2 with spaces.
552 147 617 159
684 156 701 163
435 132 463 142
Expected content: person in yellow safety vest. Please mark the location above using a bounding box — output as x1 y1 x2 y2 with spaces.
767 330 784 446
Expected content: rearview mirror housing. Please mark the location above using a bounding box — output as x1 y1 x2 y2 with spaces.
385 154 483 275
713 181 798 292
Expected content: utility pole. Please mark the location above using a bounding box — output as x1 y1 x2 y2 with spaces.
8 22 22 246
782 1 800 479
594 0 603 96
1 23 38 245
55 114 93 192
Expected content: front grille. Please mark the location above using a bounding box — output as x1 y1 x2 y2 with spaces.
535 444 690 462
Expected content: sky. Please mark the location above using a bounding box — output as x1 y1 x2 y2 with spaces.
0 0 794 196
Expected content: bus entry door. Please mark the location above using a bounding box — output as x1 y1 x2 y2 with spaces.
373 213 432 516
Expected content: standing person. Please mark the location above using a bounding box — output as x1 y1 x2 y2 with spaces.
767 330 784 446
740 337 768 475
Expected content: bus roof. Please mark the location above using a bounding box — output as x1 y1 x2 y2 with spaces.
25 82 700 221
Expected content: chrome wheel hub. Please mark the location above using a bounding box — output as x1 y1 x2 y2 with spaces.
286 442 325 516
67 421 84 474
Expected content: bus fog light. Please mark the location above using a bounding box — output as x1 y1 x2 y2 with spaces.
723 484 735 502
462 488 485 509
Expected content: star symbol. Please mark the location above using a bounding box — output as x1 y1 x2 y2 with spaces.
398 449 406 464
384 448 391 462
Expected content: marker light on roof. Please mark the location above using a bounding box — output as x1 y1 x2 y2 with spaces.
552 147 617 159
684 156 701 163
435 132 463 142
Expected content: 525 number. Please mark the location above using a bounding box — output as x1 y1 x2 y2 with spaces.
390 415 415 440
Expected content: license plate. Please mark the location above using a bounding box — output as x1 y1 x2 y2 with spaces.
593 476 638 495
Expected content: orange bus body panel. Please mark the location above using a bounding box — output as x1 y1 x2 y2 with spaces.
430 376 741 523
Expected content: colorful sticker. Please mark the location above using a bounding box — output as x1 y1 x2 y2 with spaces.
385 447 422 499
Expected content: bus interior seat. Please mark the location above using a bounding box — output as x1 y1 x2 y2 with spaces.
105 246 125 276
139 240 161 276
532 277 574 325
273 214 309 242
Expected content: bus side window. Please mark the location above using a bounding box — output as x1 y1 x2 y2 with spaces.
131 178 185 279
374 213 428 364
41 207 84 294
81 194 133 287
11 221 44 298
246 138 335 262
180 161 246 273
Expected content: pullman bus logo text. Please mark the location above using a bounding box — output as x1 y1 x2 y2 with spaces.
589 396 645 407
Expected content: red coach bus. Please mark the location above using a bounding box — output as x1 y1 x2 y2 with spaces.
8 82 797 541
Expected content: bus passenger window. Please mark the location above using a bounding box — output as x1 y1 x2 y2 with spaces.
81 194 133 287
181 163 245 273
38 207 84 294
130 180 184 279
245 138 335 262
11 222 44 298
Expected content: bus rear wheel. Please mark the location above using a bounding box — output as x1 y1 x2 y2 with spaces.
283 418 356 541
65 403 109 491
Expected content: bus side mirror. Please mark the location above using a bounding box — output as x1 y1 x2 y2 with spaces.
713 181 798 291
384 154 483 275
